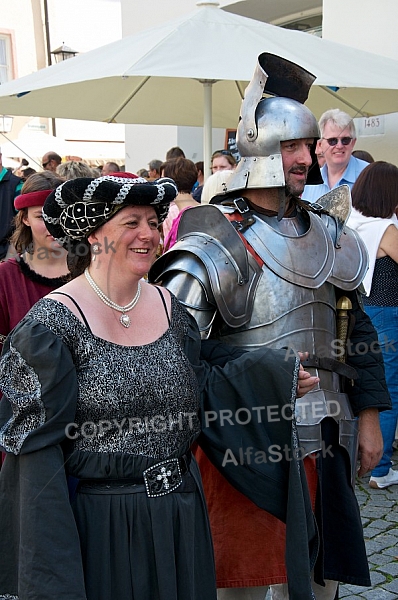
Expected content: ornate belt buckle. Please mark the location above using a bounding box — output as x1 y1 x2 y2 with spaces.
143 458 183 498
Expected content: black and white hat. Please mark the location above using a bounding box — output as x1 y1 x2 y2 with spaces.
43 174 177 247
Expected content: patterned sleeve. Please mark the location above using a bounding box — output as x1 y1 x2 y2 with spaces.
0 317 78 455
0 318 86 599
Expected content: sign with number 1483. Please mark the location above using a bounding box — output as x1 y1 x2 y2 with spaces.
356 115 385 136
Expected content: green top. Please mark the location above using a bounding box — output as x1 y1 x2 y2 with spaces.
0 166 23 194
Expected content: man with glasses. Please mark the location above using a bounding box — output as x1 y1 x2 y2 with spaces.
302 109 368 202
41 151 62 173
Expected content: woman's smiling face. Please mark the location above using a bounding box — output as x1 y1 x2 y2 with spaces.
90 205 160 278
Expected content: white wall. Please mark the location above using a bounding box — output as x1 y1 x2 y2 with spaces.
48 0 122 53
121 0 197 36
1 1 38 77
121 0 242 37
323 0 398 165
123 123 226 175
323 0 398 59
0 0 125 161
46 0 125 148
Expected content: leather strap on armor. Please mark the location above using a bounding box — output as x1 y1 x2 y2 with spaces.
301 355 358 380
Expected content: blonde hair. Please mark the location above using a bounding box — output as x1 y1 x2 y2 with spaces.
201 170 234 205
319 109 356 138
56 160 97 180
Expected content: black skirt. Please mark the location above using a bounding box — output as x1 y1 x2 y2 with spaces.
67 450 217 600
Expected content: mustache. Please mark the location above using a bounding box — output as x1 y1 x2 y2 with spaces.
289 166 308 175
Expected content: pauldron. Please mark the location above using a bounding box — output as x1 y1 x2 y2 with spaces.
150 205 262 330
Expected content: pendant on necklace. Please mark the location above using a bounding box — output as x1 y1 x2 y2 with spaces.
120 314 131 328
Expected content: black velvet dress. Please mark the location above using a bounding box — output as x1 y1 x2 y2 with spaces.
0 296 216 600
0 294 316 600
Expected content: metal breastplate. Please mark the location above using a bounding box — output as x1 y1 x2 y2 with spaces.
215 210 358 481
217 209 338 354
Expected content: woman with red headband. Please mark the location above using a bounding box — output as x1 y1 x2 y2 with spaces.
0 171 69 350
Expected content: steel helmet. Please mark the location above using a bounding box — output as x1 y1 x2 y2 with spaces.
226 53 322 193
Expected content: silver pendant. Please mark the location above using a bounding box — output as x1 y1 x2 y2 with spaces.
120 314 131 328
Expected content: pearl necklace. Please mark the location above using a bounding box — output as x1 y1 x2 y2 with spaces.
84 268 141 328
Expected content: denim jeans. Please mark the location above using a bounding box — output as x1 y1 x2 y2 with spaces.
364 305 398 477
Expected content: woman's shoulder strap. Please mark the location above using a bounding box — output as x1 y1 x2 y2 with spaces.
50 292 93 333
153 285 171 327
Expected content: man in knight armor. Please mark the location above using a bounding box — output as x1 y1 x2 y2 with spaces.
149 53 390 600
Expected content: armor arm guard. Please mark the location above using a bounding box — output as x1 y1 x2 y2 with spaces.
149 206 263 335
343 289 391 415
157 262 217 339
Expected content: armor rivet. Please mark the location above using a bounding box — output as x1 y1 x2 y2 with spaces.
296 416 301 423
247 128 255 139
225 261 229 264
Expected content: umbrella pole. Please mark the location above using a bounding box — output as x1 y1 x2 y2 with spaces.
202 80 214 180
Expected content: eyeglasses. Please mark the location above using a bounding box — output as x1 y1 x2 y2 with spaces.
42 161 50 168
322 137 353 147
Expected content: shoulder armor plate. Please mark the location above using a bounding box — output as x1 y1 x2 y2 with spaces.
328 224 369 290
149 206 262 328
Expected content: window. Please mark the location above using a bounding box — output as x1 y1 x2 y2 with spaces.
0 35 12 84
271 9 323 38
280 15 322 37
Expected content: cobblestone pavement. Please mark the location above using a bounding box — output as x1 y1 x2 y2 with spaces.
338 450 398 600
263 452 398 600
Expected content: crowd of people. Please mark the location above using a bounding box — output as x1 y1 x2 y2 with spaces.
0 52 396 600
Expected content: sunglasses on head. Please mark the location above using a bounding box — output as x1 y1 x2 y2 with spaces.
322 137 353 147
211 149 233 158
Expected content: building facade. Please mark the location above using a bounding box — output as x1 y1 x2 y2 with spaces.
121 0 398 171
0 0 124 167
1 1 397 171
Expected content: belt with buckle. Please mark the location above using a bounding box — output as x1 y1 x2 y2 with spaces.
77 453 191 498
